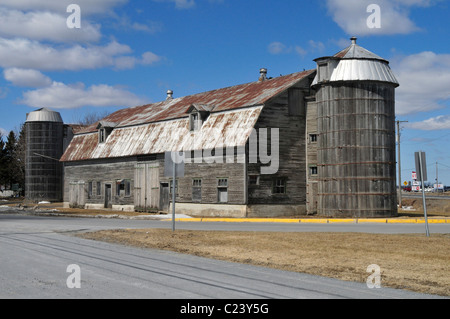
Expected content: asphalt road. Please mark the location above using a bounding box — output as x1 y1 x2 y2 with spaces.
0 213 448 299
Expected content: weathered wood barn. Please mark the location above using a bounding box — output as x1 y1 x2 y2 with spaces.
56 38 399 218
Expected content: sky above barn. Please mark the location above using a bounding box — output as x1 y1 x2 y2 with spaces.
0 0 449 185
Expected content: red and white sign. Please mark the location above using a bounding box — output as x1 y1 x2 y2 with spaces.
412 171 417 180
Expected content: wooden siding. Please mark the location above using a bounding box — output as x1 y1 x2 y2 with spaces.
306 98 319 214
64 158 136 208
63 152 246 211
247 76 314 209
316 82 398 217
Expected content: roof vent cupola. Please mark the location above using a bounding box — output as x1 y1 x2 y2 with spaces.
166 90 174 100
259 68 267 82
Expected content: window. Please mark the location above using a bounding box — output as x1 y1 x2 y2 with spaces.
116 180 131 197
125 180 131 196
99 129 106 143
117 181 124 196
190 112 200 132
88 182 93 198
273 178 287 194
310 166 318 176
248 175 260 186
189 109 211 132
309 134 318 143
192 179 202 202
217 178 228 203
96 182 101 196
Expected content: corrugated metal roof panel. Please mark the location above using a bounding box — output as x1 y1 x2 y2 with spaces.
26 108 63 123
60 106 263 162
330 59 399 85
334 43 386 61
77 69 315 134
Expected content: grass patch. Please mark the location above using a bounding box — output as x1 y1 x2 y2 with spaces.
77 229 450 297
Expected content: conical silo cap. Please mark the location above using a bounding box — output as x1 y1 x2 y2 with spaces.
26 108 63 123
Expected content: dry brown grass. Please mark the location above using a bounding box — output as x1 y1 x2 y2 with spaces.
399 198 450 217
78 229 450 297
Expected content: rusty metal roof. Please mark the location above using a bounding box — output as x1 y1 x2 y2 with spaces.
61 107 263 162
61 70 315 162
78 69 315 133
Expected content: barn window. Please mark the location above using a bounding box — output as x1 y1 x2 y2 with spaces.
116 180 131 197
310 166 318 176
248 175 260 186
99 128 106 143
192 179 202 202
88 182 93 198
217 178 228 203
187 104 214 132
97 121 118 144
309 134 318 143
273 178 287 194
96 182 101 196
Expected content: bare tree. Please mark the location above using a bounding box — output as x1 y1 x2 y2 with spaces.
71 110 111 126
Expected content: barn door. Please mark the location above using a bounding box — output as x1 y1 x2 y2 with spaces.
69 181 85 208
135 162 160 211
69 182 78 207
160 183 170 212
104 184 112 208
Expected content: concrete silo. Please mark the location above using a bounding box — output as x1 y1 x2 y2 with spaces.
312 38 399 217
25 108 64 202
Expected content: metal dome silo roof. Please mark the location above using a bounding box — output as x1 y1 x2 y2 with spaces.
329 37 399 86
26 108 63 123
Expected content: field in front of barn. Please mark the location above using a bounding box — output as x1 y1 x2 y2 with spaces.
77 229 450 297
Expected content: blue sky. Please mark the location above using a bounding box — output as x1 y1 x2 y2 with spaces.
0 0 449 185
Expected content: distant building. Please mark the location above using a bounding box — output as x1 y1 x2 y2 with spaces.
28 38 400 217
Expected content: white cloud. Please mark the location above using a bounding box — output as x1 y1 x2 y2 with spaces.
20 81 148 109
295 46 307 57
407 115 450 131
153 0 196 9
268 40 325 57
392 51 450 115
0 38 163 71
0 87 8 99
141 52 163 65
0 8 101 43
325 0 434 35
0 0 128 15
3 68 52 88
308 40 325 53
268 42 290 55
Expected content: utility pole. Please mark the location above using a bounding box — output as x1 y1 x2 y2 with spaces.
397 120 408 209
436 161 438 186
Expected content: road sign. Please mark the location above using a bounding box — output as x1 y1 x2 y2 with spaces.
412 171 417 180
414 152 428 182
164 151 185 178
403 181 408 186
164 151 186 232
415 151 430 237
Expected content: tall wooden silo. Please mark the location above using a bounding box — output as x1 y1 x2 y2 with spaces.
312 38 399 217
25 108 64 202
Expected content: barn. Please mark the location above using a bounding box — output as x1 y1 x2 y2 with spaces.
54 38 399 218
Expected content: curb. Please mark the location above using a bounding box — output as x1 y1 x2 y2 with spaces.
3 207 448 224
169 218 450 224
